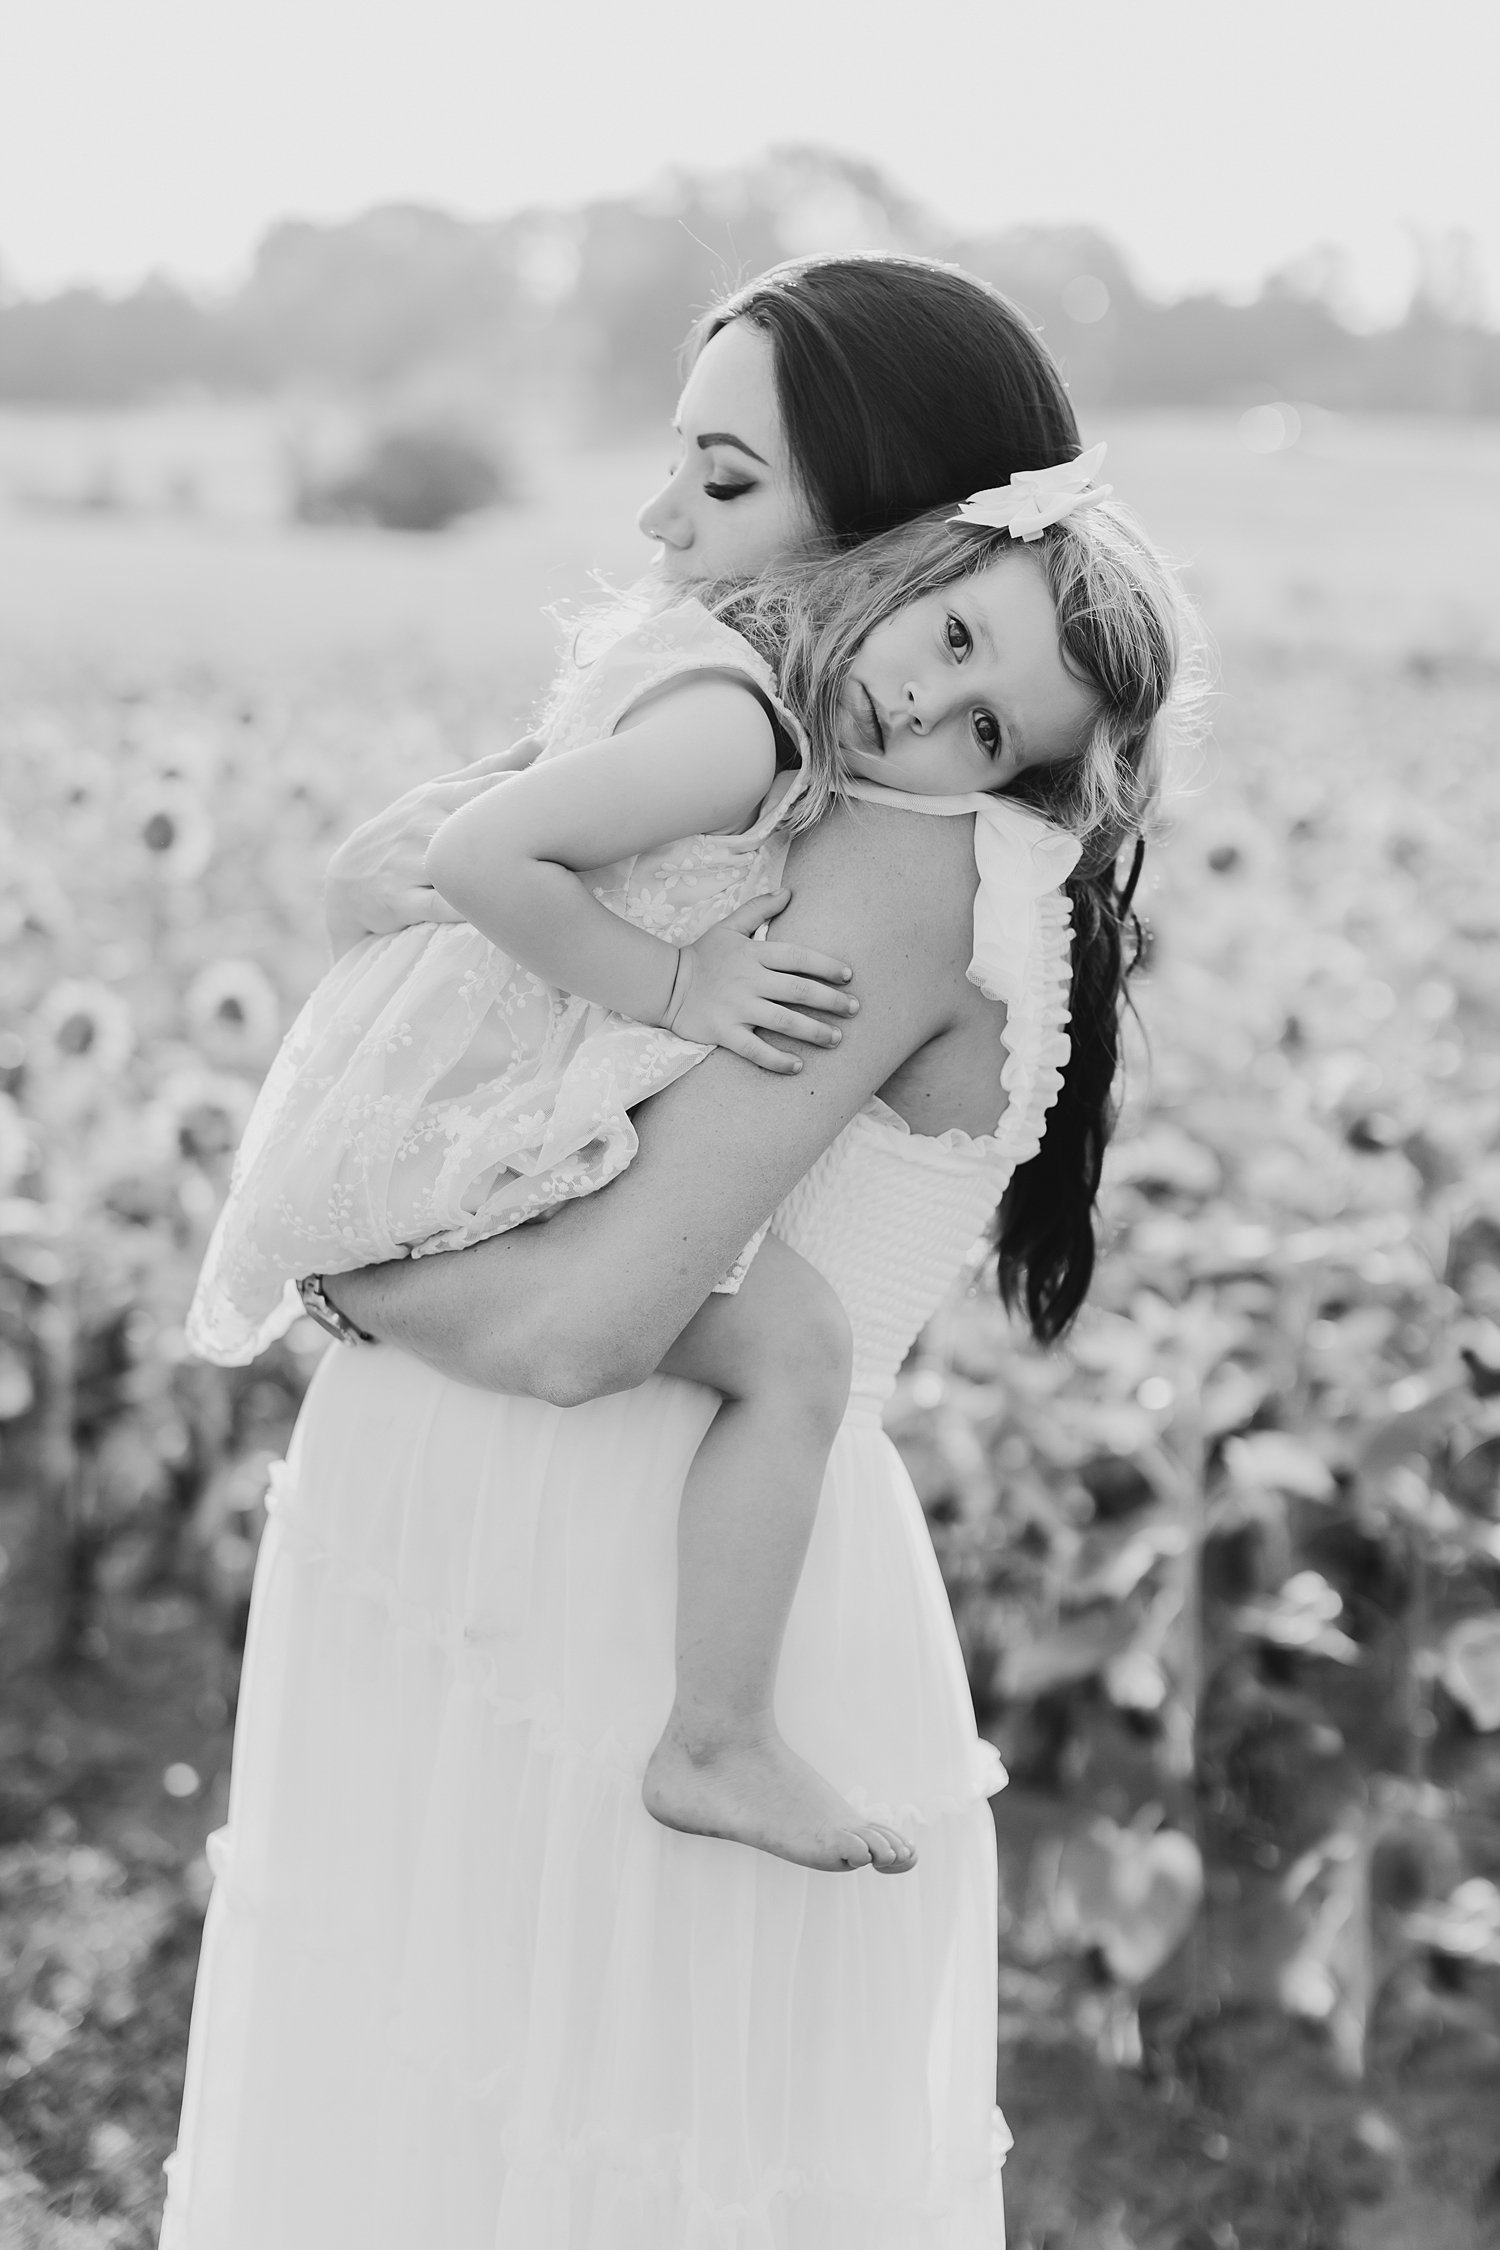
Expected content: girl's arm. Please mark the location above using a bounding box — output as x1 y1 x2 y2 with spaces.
424 676 777 1028
326 799 977 1403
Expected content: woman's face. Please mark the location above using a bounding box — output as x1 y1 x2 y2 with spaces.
838 552 1099 799
637 320 820 584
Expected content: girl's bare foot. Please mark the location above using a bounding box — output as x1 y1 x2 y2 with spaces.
642 1717 917 1874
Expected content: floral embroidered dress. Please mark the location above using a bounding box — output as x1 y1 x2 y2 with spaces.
187 601 807 1366
159 786 1079 2250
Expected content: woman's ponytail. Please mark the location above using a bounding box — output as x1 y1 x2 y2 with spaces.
997 845 1147 1342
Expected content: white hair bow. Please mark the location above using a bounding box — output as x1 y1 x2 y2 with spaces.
949 441 1111 541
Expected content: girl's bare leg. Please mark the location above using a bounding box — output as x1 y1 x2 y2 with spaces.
641 1234 916 1876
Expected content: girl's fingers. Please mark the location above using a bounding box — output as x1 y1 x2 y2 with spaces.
752 1004 842 1047
766 974 859 1015
757 941 853 985
726 1031 803 1074
717 889 792 936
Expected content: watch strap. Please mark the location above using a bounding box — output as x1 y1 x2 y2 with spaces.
297 1272 377 1346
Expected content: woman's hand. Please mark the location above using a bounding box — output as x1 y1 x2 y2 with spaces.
671 892 858 1072
323 737 543 957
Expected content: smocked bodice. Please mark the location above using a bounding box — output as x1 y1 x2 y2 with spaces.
770 783 1081 1424
549 624 1082 1423
770 1104 1007 1421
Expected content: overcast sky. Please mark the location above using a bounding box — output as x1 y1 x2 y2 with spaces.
1 0 1491 320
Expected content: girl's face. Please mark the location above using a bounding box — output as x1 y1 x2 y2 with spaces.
637 320 819 584
839 552 1098 798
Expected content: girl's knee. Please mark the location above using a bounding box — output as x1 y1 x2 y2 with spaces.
740 1264 852 1426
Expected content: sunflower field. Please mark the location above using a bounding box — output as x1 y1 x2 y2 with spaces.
1 415 1499 2248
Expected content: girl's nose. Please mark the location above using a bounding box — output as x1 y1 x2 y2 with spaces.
902 679 934 733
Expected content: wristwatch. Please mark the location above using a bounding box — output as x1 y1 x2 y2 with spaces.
297 1272 377 1346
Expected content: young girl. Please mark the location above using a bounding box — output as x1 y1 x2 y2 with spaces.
187 445 1186 1877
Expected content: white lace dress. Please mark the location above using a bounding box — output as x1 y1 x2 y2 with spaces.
159 792 1079 2250
187 600 807 1366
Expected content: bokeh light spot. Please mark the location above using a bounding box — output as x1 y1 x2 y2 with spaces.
1061 275 1111 323
1237 402 1302 454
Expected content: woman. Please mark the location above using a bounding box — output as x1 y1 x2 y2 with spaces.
161 257 1135 2249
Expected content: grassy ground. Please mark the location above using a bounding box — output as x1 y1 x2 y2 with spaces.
2 410 1499 2248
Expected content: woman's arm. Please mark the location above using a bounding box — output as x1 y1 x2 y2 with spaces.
326 800 977 1403
424 676 775 1026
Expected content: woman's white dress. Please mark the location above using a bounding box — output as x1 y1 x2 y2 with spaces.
159 793 1079 2250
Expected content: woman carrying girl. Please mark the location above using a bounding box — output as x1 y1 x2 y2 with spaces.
162 255 1196 2250
188 441 1177 1882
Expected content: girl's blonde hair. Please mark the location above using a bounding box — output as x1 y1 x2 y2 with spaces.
713 495 1205 1342
715 497 1201 870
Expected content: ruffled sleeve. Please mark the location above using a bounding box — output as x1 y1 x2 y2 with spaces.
842 781 1081 1170
968 796 1080 1170
966 797 1081 1006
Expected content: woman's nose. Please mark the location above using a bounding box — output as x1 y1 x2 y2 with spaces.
637 477 689 550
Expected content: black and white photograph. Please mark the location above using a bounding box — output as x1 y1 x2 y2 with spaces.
0 3 1497 2244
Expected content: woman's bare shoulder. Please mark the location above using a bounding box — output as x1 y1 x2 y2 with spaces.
786 800 1009 1135
791 793 978 873
777 799 977 1017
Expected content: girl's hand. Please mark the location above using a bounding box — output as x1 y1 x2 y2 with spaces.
324 737 544 955
671 891 857 1074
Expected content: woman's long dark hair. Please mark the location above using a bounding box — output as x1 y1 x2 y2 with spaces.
697 256 1081 545
997 848 1148 1342
691 254 1194 1343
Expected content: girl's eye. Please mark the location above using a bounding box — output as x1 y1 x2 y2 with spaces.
704 480 753 502
945 614 972 658
971 709 1001 756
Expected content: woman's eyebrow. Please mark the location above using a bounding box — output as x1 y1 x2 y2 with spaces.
695 431 769 466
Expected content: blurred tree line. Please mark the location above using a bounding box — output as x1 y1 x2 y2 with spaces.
0 145 1495 421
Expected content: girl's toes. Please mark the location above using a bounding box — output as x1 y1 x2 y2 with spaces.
866 1824 917 1870
835 1831 875 1870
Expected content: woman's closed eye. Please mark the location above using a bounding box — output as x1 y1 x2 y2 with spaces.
662 452 752 503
